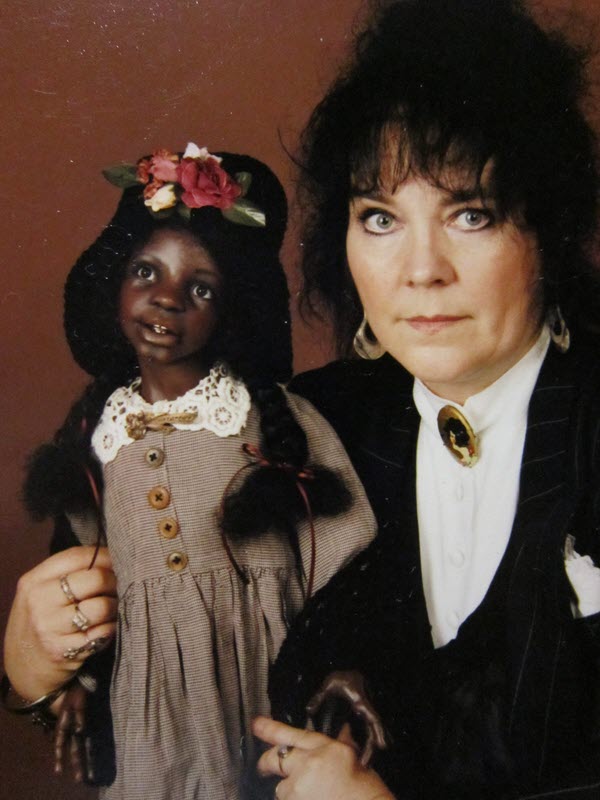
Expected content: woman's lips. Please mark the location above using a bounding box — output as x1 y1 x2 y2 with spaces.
405 315 467 333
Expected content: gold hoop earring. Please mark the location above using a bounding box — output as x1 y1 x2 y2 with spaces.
353 315 385 360
547 305 570 354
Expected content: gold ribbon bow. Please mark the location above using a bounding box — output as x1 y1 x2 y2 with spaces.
125 410 198 440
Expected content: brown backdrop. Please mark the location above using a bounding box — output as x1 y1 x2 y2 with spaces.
1 1 599 797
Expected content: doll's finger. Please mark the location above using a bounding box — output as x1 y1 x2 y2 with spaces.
85 735 95 783
305 685 328 717
70 732 84 782
54 705 72 774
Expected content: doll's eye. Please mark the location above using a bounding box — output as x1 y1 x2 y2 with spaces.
192 283 215 301
134 263 155 280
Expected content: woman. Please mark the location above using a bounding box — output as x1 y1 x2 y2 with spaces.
253 0 600 798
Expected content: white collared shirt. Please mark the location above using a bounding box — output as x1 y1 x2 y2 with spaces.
413 328 550 647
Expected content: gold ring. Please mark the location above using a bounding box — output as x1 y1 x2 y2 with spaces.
71 605 90 632
59 574 79 604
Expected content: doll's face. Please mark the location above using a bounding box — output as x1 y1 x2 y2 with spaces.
119 227 222 388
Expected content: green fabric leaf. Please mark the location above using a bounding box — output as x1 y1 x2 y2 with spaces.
176 203 192 221
222 198 266 227
101 164 140 189
234 171 253 197
148 207 175 220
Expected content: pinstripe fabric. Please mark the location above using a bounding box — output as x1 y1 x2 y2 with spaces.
69 391 376 800
274 340 600 798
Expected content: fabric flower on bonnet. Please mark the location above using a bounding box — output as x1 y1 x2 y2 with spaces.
102 142 265 227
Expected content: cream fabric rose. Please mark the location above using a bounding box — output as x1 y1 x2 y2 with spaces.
144 183 177 212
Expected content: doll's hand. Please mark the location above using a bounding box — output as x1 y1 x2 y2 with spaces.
3 546 117 703
54 681 94 783
306 670 387 767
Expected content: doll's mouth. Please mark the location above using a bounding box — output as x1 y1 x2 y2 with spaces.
139 321 179 342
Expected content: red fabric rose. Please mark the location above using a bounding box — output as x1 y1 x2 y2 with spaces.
178 157 242 210
136 157 152 185
150 150 179 183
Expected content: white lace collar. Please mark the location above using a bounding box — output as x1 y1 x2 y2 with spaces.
91 363 251 464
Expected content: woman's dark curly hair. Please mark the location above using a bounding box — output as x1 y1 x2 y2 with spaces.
25 151 351 558
298 0 600 355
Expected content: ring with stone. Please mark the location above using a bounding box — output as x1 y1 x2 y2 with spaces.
59 574 79 605
71 605 90 632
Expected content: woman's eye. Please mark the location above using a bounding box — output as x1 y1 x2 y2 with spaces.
361 210 396 234
455 208 493 231
192 284 215 301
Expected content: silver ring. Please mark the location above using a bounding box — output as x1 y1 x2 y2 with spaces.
71 605 90 632
63 637 107 661
59 574 79 604
277 744 294 774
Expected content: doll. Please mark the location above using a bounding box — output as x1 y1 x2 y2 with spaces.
23 144 376 799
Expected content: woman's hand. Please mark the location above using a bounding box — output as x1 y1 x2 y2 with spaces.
253 716 395 800
3 546 117 704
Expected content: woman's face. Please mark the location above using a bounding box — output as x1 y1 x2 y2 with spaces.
346 172 543 404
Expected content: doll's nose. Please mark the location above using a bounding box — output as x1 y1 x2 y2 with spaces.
151 284 185 312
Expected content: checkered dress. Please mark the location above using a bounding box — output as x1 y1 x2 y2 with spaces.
69 387 376 800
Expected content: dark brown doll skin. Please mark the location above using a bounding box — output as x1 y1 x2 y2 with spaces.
306 670 388 767
54 682 94 783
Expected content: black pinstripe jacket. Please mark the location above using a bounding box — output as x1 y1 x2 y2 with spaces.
272 336 600 799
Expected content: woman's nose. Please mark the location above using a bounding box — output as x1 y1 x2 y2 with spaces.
402 226 455 287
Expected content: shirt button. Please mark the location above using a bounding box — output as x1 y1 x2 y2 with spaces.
449 549 466 568
167 552 188 572
145 447 164 468
159 517 179 539
148 486 170 509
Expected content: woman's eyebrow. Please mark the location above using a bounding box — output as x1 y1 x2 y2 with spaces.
442 187 492 204
350 188 391 201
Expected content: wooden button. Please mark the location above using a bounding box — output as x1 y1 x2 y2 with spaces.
145 447 164 468
148 486 170 510
167 552 188 572
159 517 178 540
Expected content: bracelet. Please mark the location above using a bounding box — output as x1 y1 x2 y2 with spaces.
0 673 75 716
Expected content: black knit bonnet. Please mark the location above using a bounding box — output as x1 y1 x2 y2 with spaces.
64 152 292 386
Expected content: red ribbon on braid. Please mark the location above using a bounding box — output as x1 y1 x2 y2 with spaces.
219 443 317 600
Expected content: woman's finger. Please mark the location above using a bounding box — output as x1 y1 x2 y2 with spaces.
23 547 113 585
252 716 329 750
253 717 335 778
54 564 117 608
62 596 118 634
